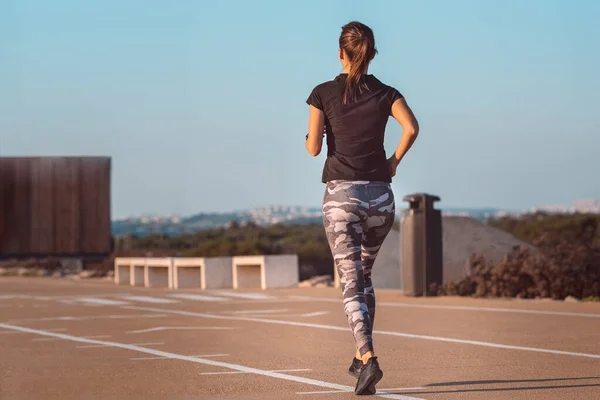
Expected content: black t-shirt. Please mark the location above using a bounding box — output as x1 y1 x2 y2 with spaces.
306 73 403 183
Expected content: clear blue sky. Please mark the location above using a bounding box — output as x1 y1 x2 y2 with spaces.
2 0 599 218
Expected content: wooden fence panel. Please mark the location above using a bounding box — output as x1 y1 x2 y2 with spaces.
0 156 111 258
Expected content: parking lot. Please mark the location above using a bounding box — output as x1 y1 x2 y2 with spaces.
1 277 599 399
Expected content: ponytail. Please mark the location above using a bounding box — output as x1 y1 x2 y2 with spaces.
339 22 377 104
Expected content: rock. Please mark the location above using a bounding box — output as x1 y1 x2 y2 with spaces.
36 269 51 277
79 270 97 279
564 295 580 303
60 259 83 275
298 275 333 288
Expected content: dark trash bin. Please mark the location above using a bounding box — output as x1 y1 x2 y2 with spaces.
400 193 443 296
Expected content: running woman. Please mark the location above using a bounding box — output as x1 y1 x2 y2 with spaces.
305 21 419 395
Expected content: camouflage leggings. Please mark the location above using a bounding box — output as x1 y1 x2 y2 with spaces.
322 180 396 356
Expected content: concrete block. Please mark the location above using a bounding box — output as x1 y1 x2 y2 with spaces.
144 258 173 288
232 254 299 290
172 257 233 289
114 258 131 285
129 258 146 287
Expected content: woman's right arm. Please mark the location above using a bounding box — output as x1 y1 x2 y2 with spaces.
388 98 419 175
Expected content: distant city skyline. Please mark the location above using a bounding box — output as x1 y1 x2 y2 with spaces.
113 198 600 221
2 1 599 217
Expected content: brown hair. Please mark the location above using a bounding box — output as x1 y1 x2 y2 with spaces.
339 21 377 104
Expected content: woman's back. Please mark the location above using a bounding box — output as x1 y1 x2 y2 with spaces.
306 73 403 183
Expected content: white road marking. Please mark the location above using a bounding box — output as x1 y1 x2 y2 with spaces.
2 327 67 336
201 368 312 375
0 323 425 400
32 293 134 301
0 295 32 300
380 388 426 391
296 390 346 395
288 295 600 319
33 335 110 342
210 291 275 300
124 306 600 360
73 298 130 306
168 294 230 302
131 353 229 361
125 326 235 334
227 309 289 315
77 342 165 349
301 311 329 317
297 388 426 395
7 314 167 323
122 296 178 304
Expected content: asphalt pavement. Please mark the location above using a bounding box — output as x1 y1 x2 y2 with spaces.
1 277 599 400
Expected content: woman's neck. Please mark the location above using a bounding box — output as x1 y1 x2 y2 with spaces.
342 65 369 74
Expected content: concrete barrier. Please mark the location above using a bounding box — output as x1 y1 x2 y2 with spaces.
114 257 132 285
144 257 173 288
172 257 233 289
232 255 299 290
129 258 147 287
113 257 173 288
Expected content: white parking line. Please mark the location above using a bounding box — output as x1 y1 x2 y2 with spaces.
201 368 312 375
297 387 426 395
0 323 425 400
32 293 134 301
131 353 229 361
126 326 235 334
169 294 230 302
210 291 275 300
123 305 600 360
296 390 346 395
0 295 33 300
122 296 178 304
77 342 165 349
33 335 111 342
301 311 329 317
288 295 600 319
7 314 167 323
73 298 130 306
227 309 289 315
13 328 68 334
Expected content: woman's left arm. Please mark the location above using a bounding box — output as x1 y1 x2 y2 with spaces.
306 105 325 156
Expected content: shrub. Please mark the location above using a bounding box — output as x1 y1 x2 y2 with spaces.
434 215 600 300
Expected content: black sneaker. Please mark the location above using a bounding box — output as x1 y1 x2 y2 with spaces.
355 356 383 395
348 357 363 378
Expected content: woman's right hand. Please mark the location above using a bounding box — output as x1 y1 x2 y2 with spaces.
387 155 400 178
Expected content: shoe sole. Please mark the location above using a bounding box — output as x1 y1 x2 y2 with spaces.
355 369 383 395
